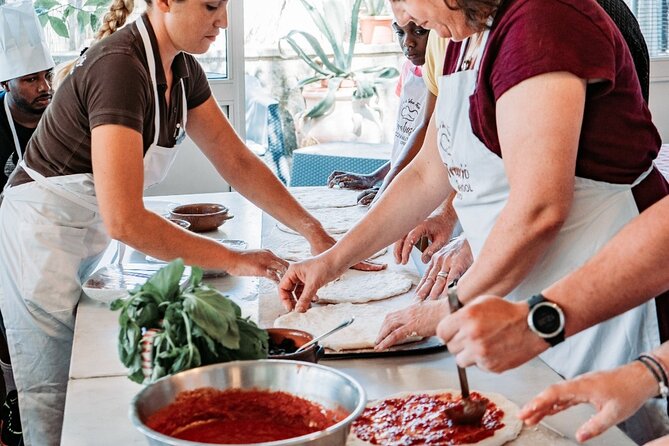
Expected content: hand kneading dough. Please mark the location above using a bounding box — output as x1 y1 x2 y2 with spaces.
317 271 413 304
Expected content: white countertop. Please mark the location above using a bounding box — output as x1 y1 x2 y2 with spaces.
61 190 634 446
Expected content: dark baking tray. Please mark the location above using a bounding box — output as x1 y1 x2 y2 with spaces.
323 336 446 360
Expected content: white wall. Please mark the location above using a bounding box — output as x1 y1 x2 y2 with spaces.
649 58 669 141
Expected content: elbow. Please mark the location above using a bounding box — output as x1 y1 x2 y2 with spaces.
102 211 140 242
527 201 570 239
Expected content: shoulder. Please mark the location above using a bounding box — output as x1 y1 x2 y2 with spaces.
181 53 211 109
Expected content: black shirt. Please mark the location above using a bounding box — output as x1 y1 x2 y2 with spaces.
0 91 35 189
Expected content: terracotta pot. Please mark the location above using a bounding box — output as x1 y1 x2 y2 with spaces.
267 328 325 363
297 83 384 145
169 203 233 232
359 15 394 44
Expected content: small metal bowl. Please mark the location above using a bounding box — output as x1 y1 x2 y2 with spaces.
267 328 324 363
166 217 191 231
130 360 366 446
169 203 233 232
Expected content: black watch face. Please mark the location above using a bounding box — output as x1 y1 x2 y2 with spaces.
532 305 561 335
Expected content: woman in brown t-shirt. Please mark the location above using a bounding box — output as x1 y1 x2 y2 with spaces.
0 0 348 444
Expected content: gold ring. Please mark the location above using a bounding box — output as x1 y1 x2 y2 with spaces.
437 271 449 279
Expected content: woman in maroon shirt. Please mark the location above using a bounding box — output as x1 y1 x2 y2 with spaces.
278 0 668 441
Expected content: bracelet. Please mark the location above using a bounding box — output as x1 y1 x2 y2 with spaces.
637 355 669 399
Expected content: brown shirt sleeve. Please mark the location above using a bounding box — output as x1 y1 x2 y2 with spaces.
183 55 211 110
85 50 152 133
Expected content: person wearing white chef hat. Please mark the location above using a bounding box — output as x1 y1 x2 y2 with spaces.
0 2 53 445
0 0 54 189
0 0 362 443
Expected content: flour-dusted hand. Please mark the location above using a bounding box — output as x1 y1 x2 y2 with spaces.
415 235 473 301
224 249 288 282
278 256 348 312
328 171 378 190
436 296 547 372
394 214 456 266
357 187 379 206
374 300 450 350
519 361 659 443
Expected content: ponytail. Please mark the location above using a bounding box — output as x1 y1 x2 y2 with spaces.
53 0 135 89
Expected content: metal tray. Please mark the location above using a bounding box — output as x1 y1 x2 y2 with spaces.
323 336 446 359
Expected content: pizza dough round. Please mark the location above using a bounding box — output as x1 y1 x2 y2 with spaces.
276 206 367 235
274 238 387 262
348 389 523 446
274 302 419 351
291 187 360 209
317 271 413 304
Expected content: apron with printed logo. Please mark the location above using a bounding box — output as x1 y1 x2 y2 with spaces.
434 30 666 440
391 63 428 164
0 18 187 446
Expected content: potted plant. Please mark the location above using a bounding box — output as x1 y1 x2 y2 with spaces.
359 0 394 44
34 0 110 40
279 0 398 144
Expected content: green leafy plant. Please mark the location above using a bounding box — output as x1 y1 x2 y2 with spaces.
111 259 268 384
362 0 387 16
279 0 398 119
33 0 109 39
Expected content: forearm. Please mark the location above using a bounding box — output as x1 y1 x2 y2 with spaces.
110 210 238 270
542 196 669 336
457 200 566 303
330 158 450 270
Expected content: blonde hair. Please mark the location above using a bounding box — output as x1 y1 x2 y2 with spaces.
52 0 135 89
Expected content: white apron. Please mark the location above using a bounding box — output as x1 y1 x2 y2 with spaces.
391 62 428 163
435 31 666 442
0 17 187 446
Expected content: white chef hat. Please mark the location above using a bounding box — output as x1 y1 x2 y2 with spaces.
0 1 54 82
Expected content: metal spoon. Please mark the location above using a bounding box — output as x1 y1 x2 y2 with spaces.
444 283 487 425
294 317 355 353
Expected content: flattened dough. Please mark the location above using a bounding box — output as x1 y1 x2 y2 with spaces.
277 206 367 235
274 302 412 351
317 271 413 304
291 187 360 209
275 238 387 262
348 389 523 446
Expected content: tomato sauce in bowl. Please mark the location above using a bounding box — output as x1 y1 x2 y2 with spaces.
146 387 347 444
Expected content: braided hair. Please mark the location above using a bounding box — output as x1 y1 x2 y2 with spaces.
53 0 135 89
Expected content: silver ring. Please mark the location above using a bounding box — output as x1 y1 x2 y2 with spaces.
437 271 449 279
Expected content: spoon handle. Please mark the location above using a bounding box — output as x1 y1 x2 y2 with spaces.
447 281 470 399
294 317 355 353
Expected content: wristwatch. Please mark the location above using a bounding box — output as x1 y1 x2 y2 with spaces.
526 294 565 347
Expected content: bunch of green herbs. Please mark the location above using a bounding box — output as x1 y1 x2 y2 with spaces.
110 259 268 384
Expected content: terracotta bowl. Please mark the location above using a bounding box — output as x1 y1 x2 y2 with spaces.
267 328 324 364
168 203 232 232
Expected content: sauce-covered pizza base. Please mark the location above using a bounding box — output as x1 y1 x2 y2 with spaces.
350 389 522 446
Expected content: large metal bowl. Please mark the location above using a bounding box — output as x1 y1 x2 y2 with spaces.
130 360 366 446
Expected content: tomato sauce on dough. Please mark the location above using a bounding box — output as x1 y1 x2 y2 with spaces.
352 392 504 445
146 388 346 444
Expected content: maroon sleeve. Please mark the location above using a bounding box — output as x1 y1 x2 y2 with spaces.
183 55 212 110
487 0 618 101
84 51 151 133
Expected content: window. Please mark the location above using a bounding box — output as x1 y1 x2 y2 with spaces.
626 0 669 58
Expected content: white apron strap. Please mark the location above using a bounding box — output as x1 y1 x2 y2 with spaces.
4 96 22 163
136 18 161 148
18 160 99 213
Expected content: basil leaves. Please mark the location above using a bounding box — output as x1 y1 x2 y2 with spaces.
110 259 268 383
